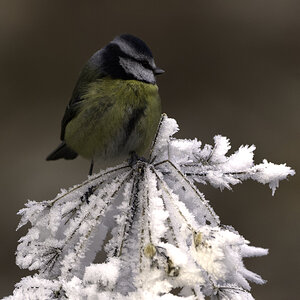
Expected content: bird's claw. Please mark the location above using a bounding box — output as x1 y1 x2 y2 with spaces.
128 152 148 167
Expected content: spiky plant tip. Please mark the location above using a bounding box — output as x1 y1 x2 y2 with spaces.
7 114 294 300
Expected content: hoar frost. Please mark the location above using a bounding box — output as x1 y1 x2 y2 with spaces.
6 114 294 300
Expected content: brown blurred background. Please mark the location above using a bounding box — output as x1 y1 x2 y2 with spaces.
0 0 299 298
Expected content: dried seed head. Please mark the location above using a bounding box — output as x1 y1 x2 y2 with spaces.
144 243 156 258
166 259 180 277
193 231 203 248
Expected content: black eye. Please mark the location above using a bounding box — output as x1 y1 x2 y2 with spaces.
140 60 153 71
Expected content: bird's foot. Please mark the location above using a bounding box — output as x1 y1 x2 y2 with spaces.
128 152 148 167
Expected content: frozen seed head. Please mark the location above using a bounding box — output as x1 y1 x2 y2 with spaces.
193 231 203 248
144 243 156 258
166 259 180 277
12 115 294 299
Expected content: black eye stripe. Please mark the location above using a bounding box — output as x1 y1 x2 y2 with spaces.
140 60 153 70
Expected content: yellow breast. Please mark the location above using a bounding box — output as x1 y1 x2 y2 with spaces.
64 78 161 161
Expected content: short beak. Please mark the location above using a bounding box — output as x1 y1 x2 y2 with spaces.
154 67 165 75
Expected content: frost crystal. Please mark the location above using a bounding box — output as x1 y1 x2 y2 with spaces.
6 114 295 299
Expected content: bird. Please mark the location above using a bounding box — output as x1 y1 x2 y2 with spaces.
46 34 164 175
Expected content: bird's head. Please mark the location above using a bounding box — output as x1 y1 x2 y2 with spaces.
100 34 164 84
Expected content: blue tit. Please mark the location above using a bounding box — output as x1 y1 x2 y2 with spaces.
46 34 164 175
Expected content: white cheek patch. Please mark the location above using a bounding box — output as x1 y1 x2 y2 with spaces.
119 57 155 84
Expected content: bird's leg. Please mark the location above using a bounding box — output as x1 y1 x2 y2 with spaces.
89 159 94 176
79 159 95 204
129 151 138 166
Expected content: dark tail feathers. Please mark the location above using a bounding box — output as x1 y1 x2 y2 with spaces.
46 142 78 160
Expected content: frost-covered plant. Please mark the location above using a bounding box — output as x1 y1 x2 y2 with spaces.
6 114 294 300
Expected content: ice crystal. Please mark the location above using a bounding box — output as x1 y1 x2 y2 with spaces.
6 114 295 299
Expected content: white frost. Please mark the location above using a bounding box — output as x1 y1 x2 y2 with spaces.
83 257 120 288
252 159 295 195
8 115 294 299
